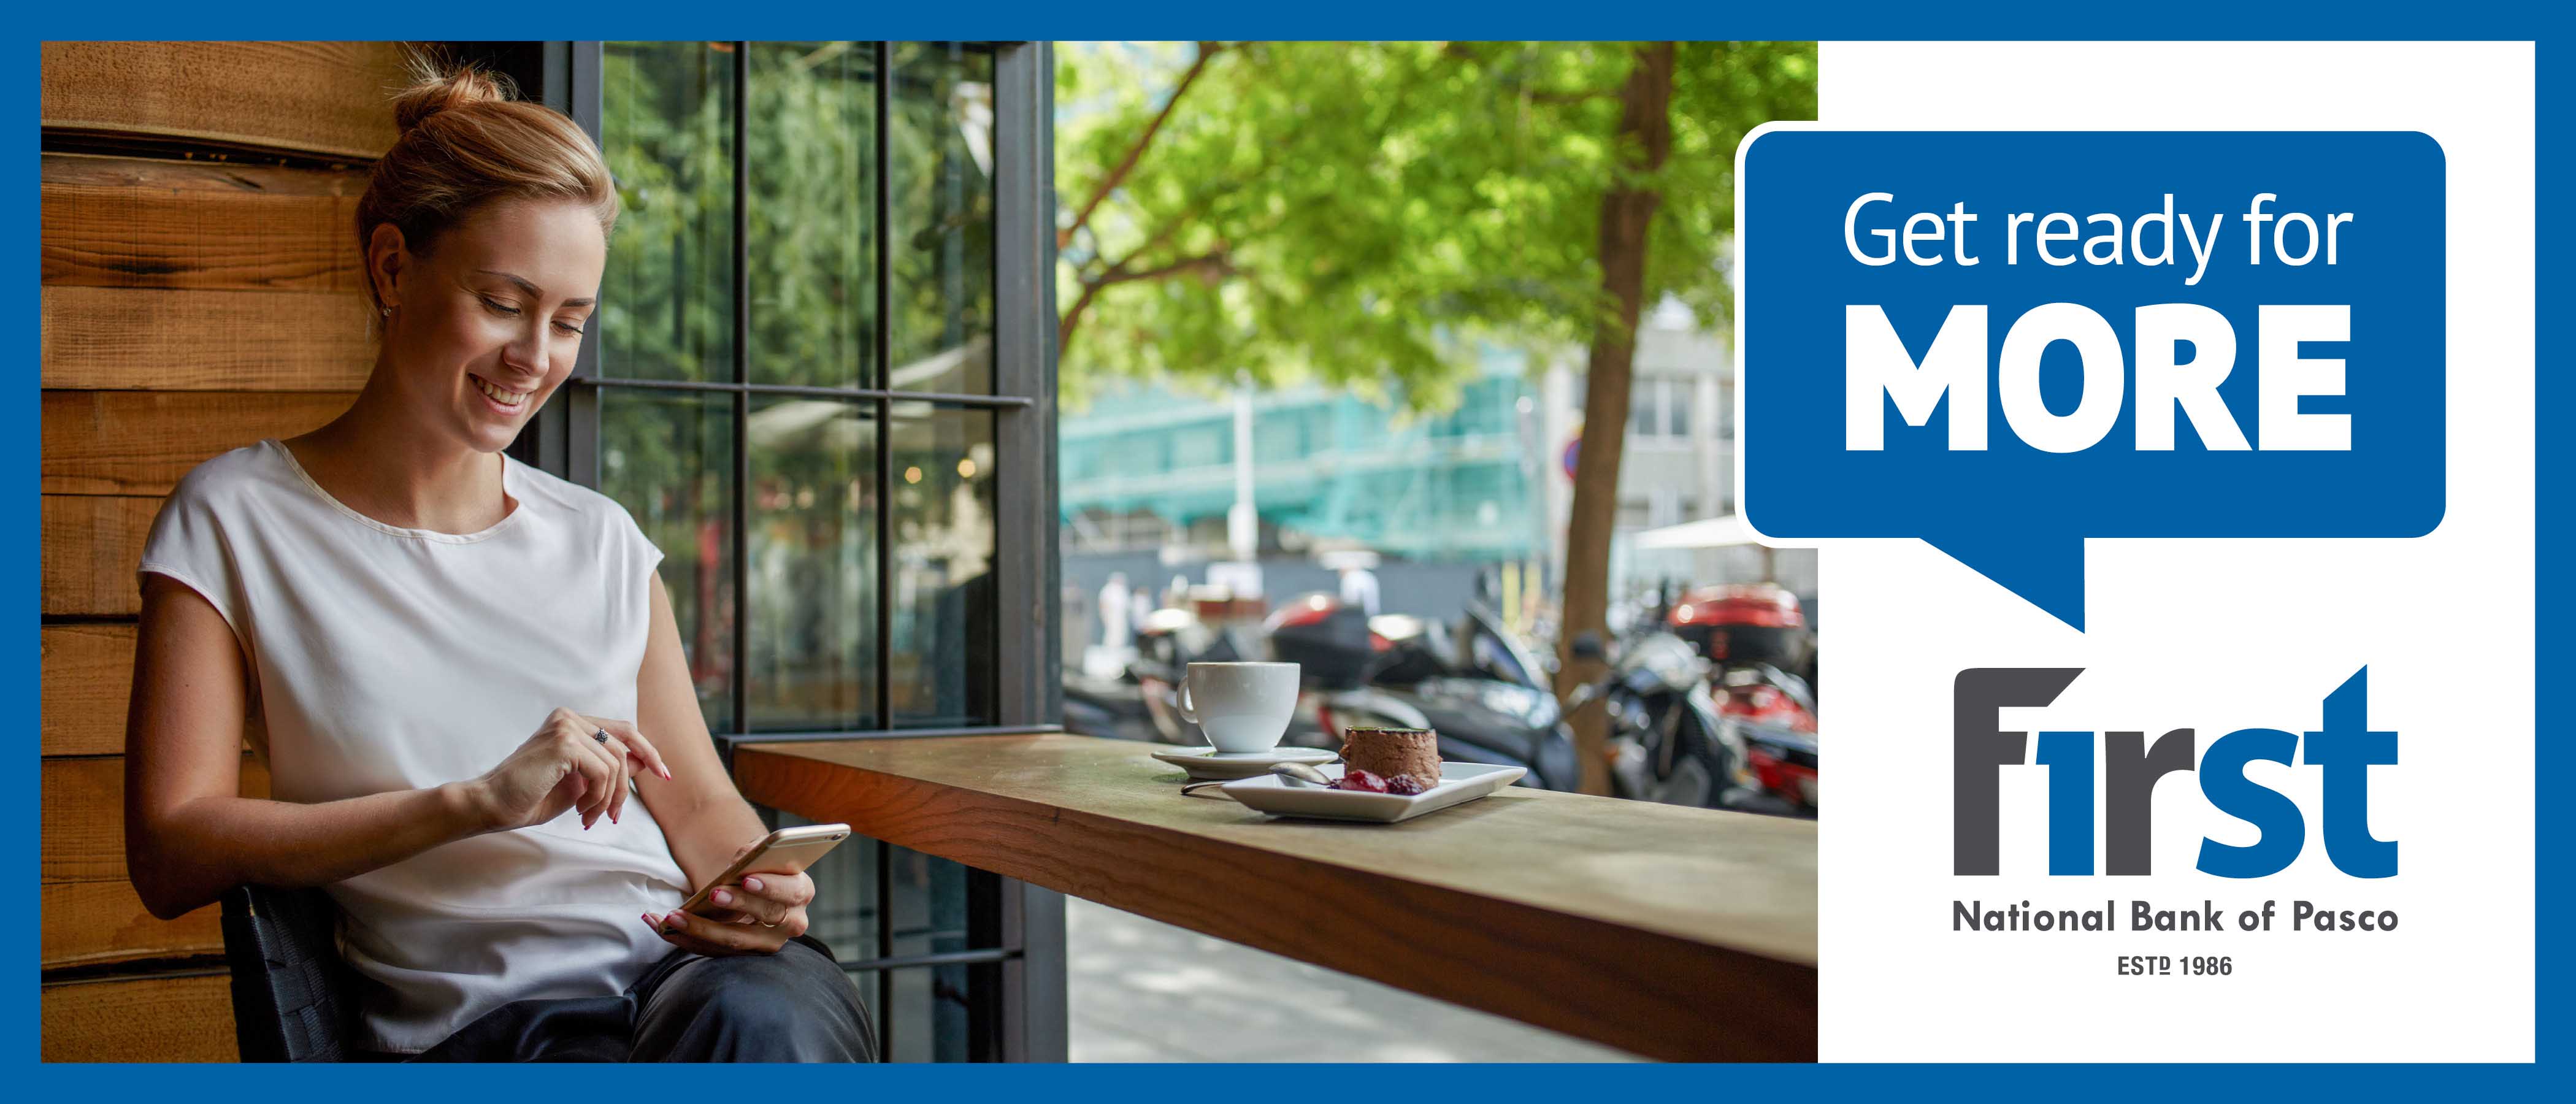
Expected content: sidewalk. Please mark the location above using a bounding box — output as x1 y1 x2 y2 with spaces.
1066 897 1637 1062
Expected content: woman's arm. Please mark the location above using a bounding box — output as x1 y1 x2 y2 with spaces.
632 572 816 956
126 575 655 921
631 572 767 889
125 574 487 919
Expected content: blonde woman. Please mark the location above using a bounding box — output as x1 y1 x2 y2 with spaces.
123 59 872 1062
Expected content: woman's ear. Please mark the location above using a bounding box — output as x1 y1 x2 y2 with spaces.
367 222 410 310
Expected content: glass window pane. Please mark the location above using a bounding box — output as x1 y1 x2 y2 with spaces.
778 816 999 960
748 42 878 389
879 962 982 1062
890 402 996 727
600 42 736 383
597 388 736 732
746 396 879 730
889 42 995 396
1629 380 1658 439
887 842 976 959
886 841 987 1064
774 813 997 1061
1669 381 1692 437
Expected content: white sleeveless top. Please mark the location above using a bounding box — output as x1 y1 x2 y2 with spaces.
136 438 691 1053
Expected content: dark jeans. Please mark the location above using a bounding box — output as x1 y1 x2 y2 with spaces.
386 935 875 1062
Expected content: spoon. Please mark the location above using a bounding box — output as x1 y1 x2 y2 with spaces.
1181 761 1336 795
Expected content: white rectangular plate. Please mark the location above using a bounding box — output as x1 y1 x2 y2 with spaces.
1218 762 1528 823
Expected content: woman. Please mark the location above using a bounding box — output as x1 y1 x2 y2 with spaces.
122 58 873 1062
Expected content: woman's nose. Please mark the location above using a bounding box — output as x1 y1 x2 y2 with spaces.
504 323 551 372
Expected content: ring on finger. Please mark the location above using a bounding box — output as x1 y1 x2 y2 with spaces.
595 732 639 795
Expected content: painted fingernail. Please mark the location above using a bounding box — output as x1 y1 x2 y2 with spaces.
660 766 673 780
641 912 659 928
743 876 764 892
711 888 732 906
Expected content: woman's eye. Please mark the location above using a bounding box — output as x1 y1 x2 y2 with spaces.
485 296 583 335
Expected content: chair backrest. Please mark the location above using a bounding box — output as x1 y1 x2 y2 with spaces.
218 884 358 1062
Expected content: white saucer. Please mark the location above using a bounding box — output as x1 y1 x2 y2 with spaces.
1148 745 1338 781
1220 762 1527 823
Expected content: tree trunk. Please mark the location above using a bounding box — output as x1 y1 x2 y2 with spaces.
1556 41 1674 797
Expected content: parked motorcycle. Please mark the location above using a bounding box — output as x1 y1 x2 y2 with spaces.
1271 594 1582 791
1059 669 1162 743
1728 710 1818 815
1060 604 1238 745
1566 630 1765 810
1666 583 1818 815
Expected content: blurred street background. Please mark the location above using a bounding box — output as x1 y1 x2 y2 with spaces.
1057 40 1822 815
1052 40 1820 1060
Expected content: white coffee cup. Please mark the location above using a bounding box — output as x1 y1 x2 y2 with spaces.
1178 661 1301 754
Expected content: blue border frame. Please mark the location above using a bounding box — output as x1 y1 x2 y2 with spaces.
22 4 2563 1086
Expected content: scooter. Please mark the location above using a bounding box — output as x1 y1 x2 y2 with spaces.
1728 710 1818 815
1668 584 1819 815
1565 631 1761 810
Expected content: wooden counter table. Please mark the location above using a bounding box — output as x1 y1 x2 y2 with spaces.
732 734 1817 1062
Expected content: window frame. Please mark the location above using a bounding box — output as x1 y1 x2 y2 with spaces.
493 39 1067 1062
508 40 1058 746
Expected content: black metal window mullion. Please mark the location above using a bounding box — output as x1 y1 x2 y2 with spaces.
569 42 603 489
994 41 1068 1062
873 40 895 738
729 40 751 751
993 39 1056 740
572 377 1032 407
838 946 1016 972
871 39 897 1060
875 838 894 1059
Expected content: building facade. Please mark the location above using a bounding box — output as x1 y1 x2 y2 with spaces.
1061 347 1543 565
1059 297 1816 642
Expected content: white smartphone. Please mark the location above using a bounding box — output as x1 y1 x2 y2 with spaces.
677 823 851 915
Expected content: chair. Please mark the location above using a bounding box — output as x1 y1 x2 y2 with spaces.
218 884 359 1062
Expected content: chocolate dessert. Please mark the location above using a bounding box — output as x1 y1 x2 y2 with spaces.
1338 727 1441 794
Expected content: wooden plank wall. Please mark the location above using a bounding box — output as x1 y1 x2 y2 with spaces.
39 40 410 1062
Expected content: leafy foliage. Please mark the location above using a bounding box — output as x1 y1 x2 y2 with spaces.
1055 41 1816 410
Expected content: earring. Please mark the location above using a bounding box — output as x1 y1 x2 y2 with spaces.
381 305 393 317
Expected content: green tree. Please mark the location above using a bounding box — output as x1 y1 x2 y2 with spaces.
1057 40 1815 792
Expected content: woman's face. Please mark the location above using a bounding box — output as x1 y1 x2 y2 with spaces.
376 197 606 454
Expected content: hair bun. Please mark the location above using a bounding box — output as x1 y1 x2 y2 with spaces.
389 56 516 136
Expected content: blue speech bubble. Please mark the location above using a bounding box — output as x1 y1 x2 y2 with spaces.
1738 129 2445 631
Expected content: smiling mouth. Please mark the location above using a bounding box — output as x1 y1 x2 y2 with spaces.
469 374 531 408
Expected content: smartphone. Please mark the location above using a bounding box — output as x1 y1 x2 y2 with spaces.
677 823 851 915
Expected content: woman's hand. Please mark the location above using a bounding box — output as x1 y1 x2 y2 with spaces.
642 840 815 956
467 708 673 832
